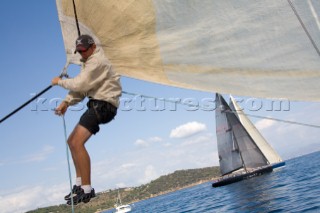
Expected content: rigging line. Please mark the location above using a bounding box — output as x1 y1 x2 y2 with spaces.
0 85 52 124
287 0 320 57
122 90 320 129
72 0 81 36
122 91 209 110
225 110 320 129
0 67 69 124
62 115 75 213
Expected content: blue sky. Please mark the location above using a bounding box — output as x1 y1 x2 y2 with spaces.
1 1 320 213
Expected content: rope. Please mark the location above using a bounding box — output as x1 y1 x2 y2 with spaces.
122 91 320 129
122 91 209 110
72 0 81 37
0 65 70 124
225 110 320 129
59 4 76 208
62 115 75 213
0 85 53 124
287 0 320 57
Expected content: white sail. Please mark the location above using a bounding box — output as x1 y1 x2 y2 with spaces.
216 94 269 175
115 189 132 213
56 0 320 101
229 96 283 164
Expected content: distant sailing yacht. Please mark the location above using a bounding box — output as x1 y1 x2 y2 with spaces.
212 93 285 187
114 189 132 213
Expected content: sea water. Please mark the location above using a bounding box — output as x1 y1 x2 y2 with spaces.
103 151 320 213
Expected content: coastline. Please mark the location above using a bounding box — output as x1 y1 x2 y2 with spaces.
96 177 218 213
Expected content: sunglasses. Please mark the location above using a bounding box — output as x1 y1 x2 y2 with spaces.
78 48 89 54
77 45 93 54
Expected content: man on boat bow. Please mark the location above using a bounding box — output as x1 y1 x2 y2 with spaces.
52 34 122 205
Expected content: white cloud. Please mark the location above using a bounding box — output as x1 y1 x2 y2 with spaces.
149 137 162 143
6 145 55 165
24 145 54 163
116 182 128 188
134 139 149 147
121 163 136 169
134 137 163 148
170 121 207 138
255 119 276 130
161 133 218 169
181 133 213 147
0 130 219 213
139 165 158 184
163 143 172 147
0 183 67 213
92 157 141 189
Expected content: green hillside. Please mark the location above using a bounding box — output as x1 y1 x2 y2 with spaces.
27 166 220 213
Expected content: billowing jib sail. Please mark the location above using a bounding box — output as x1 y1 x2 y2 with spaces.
215 94 269 175
56 0 320 101
229 96 283 165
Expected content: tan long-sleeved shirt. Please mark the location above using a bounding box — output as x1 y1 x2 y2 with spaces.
58 47 122 108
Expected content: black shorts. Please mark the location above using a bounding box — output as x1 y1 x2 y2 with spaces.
79 99 117 134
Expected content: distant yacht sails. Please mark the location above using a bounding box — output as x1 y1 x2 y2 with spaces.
212 94 285 187
114 189 132 213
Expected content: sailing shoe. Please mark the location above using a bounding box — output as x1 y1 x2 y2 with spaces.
66 188 96 205
64 185 82 201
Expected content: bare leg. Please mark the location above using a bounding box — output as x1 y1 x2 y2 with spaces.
68 124 92 185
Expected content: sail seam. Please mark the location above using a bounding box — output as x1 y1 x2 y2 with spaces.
287 0 320 57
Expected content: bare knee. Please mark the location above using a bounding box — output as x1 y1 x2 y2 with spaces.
68 138 81 151
67 125 91 151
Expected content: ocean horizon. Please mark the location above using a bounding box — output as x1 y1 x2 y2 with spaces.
103 151 320 213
